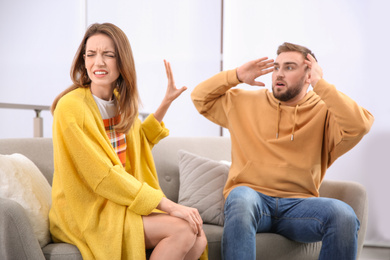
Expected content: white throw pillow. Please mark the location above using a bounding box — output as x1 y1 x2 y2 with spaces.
0 153 52 247
178 150 230 226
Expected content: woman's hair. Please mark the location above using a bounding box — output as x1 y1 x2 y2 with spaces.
277 42 317 62
51 23 140 133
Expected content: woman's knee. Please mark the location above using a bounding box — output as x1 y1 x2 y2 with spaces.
174 219 199 247
143 213 198 250
197 231 208 251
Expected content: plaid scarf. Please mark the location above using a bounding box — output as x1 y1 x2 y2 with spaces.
103 115 126 167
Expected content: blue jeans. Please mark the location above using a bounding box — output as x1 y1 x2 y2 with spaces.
222 186 360 260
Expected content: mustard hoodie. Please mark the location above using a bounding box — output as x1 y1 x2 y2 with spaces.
191 69 374 199
49 87 167 259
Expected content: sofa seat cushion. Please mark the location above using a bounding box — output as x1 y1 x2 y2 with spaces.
177 150 229 226
42 243 82 260
0 153 52 247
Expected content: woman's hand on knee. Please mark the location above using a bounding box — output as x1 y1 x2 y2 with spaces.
157 197 203 236
170 204 203 237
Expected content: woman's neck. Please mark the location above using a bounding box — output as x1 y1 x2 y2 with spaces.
90 84 114 101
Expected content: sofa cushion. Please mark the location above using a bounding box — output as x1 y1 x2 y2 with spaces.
0 153 52 247
177 150 229 226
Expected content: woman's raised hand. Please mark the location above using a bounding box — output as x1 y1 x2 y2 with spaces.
163 60 187 103
153 60 187 122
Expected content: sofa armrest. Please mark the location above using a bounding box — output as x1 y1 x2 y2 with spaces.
0 197 45 260
319 179 368 257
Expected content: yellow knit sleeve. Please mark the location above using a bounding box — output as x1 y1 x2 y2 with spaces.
141 113 169 144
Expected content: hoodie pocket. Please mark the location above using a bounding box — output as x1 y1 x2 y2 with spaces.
231 160 319 197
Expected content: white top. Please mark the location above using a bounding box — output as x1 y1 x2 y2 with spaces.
92 94 117 120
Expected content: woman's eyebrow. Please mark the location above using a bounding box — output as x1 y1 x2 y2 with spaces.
85 50 115 53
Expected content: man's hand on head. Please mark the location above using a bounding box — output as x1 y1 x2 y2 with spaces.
236 57 274 87
304 54 323 87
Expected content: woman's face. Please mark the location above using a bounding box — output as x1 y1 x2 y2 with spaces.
84 33 120 100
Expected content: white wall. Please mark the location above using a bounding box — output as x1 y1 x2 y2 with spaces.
0 0 221 138
0 0 83 138
223 0 390 246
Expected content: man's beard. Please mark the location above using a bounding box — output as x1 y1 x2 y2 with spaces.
272 84 302 102
272 77 306 102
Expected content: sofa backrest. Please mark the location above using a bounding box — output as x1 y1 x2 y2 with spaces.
0 138 54 184
0 137 232 202
152 136 231 202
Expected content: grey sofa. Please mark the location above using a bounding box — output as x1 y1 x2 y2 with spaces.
0 137 368 260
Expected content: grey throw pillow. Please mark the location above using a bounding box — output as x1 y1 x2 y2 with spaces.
178 150 229 226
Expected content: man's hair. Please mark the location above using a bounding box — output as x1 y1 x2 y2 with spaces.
277 42 317 61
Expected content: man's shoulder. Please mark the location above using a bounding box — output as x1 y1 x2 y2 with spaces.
229 87 268 96
303 90 326 107
227 89 270 107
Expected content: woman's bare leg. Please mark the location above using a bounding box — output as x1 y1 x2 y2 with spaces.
184 229 207 260
143 213 207 260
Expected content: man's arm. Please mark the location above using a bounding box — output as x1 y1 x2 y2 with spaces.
191 57 274 127
191 70 237 128
306 54 374 164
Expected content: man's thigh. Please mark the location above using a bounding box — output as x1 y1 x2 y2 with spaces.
224 186 273 232
273 197 358 243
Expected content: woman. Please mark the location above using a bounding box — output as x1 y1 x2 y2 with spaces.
49 23 207 260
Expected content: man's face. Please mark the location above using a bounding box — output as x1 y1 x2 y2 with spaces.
272 51 309 104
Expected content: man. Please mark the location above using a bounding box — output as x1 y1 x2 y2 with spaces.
191 42 374 260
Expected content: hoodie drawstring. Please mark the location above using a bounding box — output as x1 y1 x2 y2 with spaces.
276 102 281 139
276 103 299 141
291 105 299 141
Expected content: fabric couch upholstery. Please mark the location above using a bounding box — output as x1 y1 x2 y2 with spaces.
0 137 368 259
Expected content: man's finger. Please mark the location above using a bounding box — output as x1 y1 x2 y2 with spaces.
306 54 316 63
304 59 312 69
254 57 270 64
257 59 274 68
252 81 266 87
260 67 274 76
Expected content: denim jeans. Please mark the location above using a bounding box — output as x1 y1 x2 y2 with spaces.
222 186 360 260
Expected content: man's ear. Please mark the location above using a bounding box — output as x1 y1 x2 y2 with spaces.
305 68 312 85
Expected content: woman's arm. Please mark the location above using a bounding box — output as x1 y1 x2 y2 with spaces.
153 60 187 122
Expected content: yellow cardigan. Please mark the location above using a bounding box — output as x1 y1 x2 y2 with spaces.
49 87 168 259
